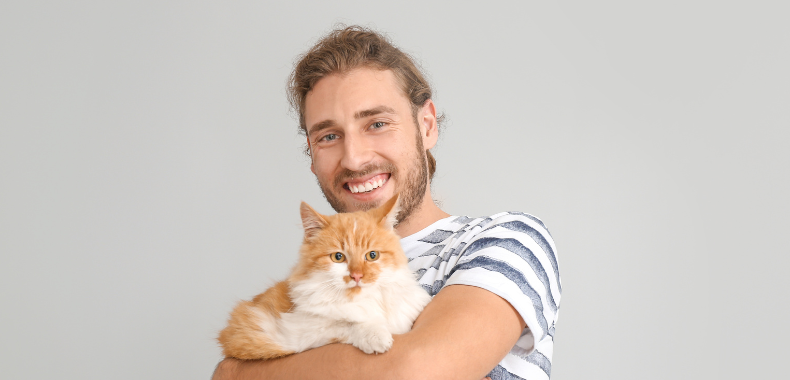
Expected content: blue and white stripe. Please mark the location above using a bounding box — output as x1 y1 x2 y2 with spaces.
401 212 561 380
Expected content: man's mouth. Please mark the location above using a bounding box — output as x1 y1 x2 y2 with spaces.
344 173 390 194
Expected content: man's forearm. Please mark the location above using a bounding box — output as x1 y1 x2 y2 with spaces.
212 285 523 380
212 336 408 380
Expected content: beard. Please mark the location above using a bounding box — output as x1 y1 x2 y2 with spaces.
317 139 429 226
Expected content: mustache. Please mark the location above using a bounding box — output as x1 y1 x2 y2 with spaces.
333 163 397 188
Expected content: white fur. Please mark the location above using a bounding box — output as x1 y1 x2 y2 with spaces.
272 263 431 354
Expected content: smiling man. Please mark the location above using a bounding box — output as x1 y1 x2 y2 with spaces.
213 26 561 380
304 67 446 238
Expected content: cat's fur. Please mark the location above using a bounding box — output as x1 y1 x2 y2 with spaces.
218 195 432 360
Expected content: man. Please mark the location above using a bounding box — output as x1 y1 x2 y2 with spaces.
214 26 561 380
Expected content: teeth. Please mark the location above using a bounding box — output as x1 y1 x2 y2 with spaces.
349 177 387 193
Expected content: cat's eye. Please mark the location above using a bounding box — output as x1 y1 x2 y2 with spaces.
330 252 346 263
365 251 379 261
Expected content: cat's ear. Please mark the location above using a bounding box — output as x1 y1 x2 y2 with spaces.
372 193 400 230
300 201 328 239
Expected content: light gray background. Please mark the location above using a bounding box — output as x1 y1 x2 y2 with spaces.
1 1 787 379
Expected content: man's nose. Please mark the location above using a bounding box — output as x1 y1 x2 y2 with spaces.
340 134 374 172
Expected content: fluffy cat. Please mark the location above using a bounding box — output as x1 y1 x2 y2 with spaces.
218 194 432 360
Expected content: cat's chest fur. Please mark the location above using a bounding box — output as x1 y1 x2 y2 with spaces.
290 265 428 331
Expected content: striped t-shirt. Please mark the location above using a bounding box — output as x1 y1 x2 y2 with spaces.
400 212 561 380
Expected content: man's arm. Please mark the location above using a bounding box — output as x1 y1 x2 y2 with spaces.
212 284 525 380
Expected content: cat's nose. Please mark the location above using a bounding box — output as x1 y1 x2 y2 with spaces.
351 272 363 284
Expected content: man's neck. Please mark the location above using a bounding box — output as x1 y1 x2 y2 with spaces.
394 192 450 238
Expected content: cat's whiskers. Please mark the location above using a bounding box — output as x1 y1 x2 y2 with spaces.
315 278 345 293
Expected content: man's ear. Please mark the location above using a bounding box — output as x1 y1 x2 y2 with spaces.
419 99 438 150
300 201 327 239
372 194 400 230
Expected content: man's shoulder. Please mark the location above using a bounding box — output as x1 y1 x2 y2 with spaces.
473 211 551 235
448 212 556 266
403 211 554 254
404 211 561 304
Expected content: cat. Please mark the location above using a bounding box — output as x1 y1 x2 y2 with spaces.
217 194 432 360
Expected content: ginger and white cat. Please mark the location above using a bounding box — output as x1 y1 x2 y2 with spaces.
218 195 431 359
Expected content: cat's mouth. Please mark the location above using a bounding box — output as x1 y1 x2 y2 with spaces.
343 173 390 194
346 280 372 289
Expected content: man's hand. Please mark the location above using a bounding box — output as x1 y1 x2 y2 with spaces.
212 285 525 380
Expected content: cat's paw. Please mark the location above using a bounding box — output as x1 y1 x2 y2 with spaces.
351 326 393 354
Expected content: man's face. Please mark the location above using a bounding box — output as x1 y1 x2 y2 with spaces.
304 67 435 222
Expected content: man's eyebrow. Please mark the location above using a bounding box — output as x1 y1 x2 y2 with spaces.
308 106 396 135
354 106 396 119
307 119 336 136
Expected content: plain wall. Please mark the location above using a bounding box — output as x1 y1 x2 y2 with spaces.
1 1 788 379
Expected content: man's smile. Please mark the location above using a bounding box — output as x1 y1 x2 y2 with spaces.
344 173 390 194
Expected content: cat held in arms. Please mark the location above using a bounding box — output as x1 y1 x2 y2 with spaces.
218 194 432 359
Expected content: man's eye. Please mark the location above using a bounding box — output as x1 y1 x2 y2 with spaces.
320 134 338 142
371 122 386 129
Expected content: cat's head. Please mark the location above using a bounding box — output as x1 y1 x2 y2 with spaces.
292 195 407 296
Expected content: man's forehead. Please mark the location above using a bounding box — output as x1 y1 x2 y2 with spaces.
306 68 401 103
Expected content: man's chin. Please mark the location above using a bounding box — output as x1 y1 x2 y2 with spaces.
341 194 386 212
334 189 397 213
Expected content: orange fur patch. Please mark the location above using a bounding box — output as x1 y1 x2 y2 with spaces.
218 281 296 359
345 286 362 298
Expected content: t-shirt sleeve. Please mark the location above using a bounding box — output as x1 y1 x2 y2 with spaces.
443 212 561 353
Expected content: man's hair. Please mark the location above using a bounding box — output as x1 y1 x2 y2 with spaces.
288 25 443 180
